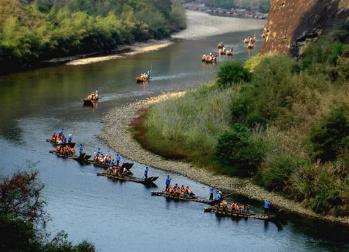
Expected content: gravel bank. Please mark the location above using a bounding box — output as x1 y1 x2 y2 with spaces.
101 93 349 226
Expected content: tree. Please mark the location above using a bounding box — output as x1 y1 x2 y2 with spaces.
310 104 349 162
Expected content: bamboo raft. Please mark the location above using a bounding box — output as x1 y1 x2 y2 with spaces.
83 98 98 107
46 139 76 148
204 206 275 221
151 191 213 205
97 172 158 185
49 150 91 163
89 160 134 170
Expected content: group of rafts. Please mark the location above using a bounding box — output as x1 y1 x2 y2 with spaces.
48 130 158 185
202 35 257 64
48 130 275 221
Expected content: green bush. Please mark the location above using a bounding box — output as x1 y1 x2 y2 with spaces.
257 155 301 192
215 124 265 176
310 104 349 162
217 61 251 88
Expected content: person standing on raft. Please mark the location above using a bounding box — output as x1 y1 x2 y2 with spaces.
165 175 171 191
263 199 271 214
144 167 149 179
209 187 214 200
115 153 121 166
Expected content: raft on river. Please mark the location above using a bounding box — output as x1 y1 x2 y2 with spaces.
97 172 158 185
89 160 134 170
204 206 275 221
83 98 98 107
151 191 213 205
49 150 91 162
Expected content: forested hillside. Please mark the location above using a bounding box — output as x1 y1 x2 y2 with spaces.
0 0 186 73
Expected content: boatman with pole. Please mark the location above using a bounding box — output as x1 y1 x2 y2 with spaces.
165 175 171 191
263 199 271 214
79 144 84 157
67 134 73 144
209 187 214 200
115 153 121 166
144 167 149 179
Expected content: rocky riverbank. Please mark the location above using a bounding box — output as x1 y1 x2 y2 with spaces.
101 92 349 226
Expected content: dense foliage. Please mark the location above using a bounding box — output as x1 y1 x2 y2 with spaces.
0 170 95 252
0 0 186 73
138 29 349 216
206 0 271 13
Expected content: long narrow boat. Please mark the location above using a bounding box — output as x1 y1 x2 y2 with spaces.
89 160 134 170
151 191 213 205
204 206 275 221
97 172 158 185
49 150 91 164
46 139 76 148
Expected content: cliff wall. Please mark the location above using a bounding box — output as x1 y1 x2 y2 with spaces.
261 0 349 55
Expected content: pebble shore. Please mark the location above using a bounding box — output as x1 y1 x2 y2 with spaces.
101 92 349 225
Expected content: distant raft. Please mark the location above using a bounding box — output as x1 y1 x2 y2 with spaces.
201 54 217 64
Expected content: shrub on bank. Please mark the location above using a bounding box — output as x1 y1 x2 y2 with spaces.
217 61 251 88
309 104 349 162
215 124 265 177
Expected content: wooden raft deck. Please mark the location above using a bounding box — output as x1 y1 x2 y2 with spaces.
151 191 213 205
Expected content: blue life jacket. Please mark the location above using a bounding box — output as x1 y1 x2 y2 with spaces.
165 178 171 186
264 200 270 209
215 194 222 201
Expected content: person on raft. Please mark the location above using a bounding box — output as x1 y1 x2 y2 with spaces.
144 166 149 179
263 199 271 214
212 191 222 205
209 187 214 200
115 153 121 166
67 133 73 144
78 144 85 157
165 175 171 190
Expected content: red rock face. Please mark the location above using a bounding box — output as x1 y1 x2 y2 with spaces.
261 0 349 55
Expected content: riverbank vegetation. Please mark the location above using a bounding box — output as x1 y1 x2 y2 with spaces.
0 0 186 73
134 30 349 217
0 170 95 252
205 0 271 13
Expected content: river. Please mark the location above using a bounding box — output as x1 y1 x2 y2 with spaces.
0 12 349 252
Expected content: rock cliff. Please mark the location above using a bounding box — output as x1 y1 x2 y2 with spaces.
261 0 349 55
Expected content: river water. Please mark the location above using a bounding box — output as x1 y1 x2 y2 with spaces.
0 20 349 252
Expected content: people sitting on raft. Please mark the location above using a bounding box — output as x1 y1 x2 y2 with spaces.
93 152 113 165
56 145 75 156
138 71 151 81
87 90 99 101
51 132 67 145
216 200 251 214
165 183 196 199
106 164 130 177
